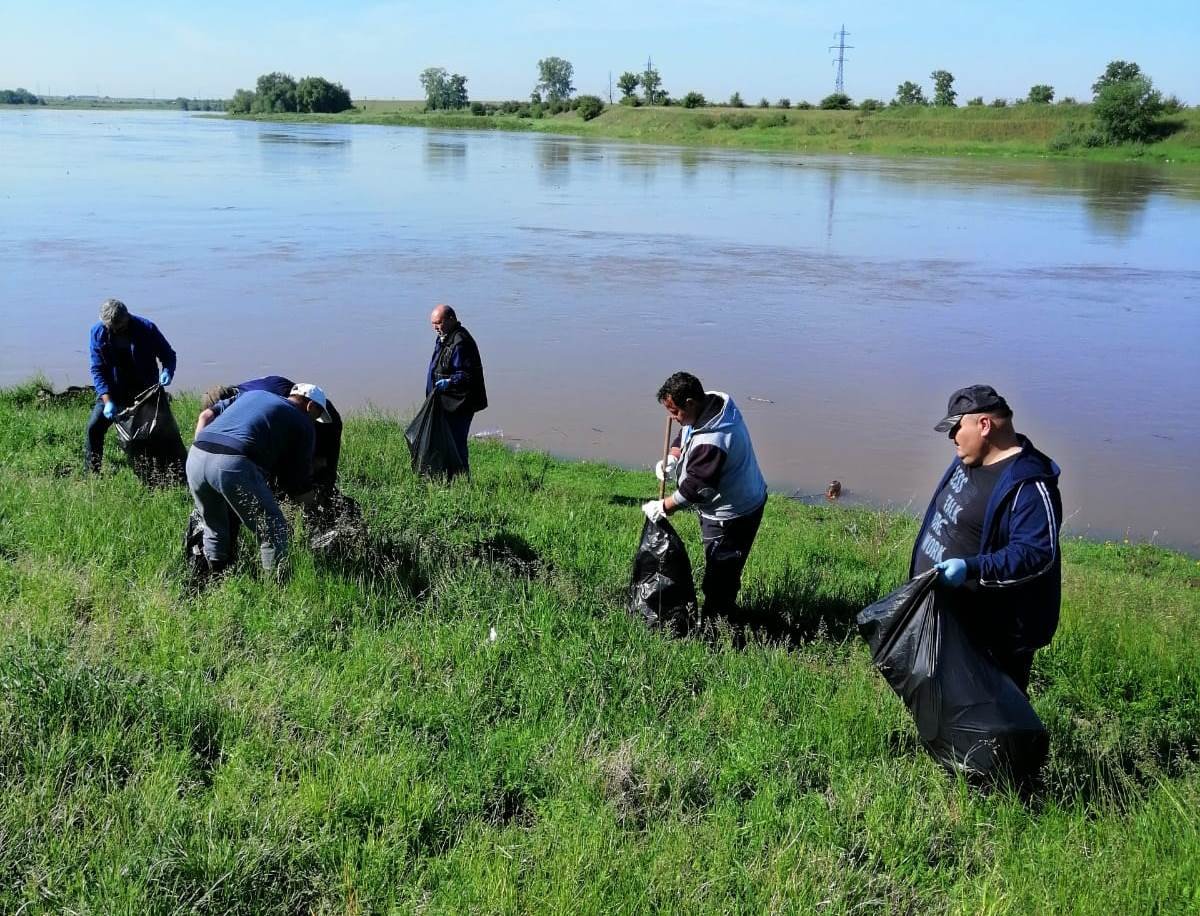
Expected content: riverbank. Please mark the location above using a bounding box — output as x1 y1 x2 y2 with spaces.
236 102 1200 164
2 381 1197 912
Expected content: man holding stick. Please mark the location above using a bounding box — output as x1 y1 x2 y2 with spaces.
643 372 768 618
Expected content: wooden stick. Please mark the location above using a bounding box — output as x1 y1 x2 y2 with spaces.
659 416 673 501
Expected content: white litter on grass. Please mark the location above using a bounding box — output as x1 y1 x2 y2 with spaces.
472 428 505 440
488 626 498 643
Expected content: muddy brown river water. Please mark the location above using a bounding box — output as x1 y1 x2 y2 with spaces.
2 110 1197 550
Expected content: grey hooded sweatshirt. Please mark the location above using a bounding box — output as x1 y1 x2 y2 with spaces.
671 391 767 521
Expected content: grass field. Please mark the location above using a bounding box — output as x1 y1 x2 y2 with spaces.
240 101 1200 164
2 381 1198 913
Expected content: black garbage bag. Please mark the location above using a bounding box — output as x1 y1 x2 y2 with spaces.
628 517 697 634
405 392 467 479
304 487 365 552
183 508 239 572
856 570 1048 783
115 384 186 485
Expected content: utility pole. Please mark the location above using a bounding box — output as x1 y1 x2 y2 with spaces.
608 70 613 104
828 25 853 94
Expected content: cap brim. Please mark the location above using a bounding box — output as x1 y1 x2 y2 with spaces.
933 414 962 433
314 408 333 424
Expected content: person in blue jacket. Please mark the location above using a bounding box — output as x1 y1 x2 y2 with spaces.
86 298 177 473
911 385 1063 694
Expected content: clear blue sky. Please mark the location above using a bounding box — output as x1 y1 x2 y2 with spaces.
2 0 1197 103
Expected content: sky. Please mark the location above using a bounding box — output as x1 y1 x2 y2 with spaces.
2 0 1197 104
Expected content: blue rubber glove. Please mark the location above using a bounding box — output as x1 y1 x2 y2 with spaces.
433 378 451 391
159 367 173 386
102 400 117 420
935 558 968 588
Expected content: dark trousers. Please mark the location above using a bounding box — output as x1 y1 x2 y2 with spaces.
698 501 765 614
85 399 115 472
446 410 474 472
989 646 1037 696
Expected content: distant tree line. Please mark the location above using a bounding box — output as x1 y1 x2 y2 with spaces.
1 88 44 105
227 73 352 115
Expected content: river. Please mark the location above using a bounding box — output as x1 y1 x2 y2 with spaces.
2 109 1197 550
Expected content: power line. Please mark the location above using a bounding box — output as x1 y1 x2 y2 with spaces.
828 25 853 94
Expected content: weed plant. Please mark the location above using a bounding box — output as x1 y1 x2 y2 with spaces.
1 381 1198 912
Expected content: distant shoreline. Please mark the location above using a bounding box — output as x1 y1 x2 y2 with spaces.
226 102 1200 165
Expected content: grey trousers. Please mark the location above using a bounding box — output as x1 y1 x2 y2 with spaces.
186 448 289 573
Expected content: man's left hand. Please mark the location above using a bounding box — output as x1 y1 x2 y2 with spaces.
935 558 968 587
159 368 173 387
641 499 667 524
433 378 450 391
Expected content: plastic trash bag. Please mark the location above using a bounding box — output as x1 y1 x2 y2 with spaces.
856 569 1048 782
405 392 466 479
114 384 186 485
628 517 697 634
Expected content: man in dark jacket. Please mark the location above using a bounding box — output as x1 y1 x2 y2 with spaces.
86 298 177 472
643 371 769 617
200 375 343 490
426 304 487 472
186 387 330 577
911 385 1063 694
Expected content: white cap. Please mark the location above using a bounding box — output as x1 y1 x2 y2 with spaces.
289 383 333 423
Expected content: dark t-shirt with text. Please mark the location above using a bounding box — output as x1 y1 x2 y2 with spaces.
914 454 1018 575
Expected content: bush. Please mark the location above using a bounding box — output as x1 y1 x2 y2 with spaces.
728 92 745 108
694 114 716 129
777 98 791 109
858 98 883 111
966 96 983 107
619 95 641 107
990 98 1008 108
820 92 853 110
470 101 487 116
1093 76 1164 143
228 88 255 114
681 91 706 109
760 113 787 128
576 95 604 121
1057 96 1079 106
1162 94 1184 114
794 100 813 110
1048 121 1104 151
718 112 756 129
758 97 770 108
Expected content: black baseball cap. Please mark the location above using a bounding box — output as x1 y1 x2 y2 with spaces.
934 385 1011 432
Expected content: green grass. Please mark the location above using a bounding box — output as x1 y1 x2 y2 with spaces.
1 380 1198 913
238 102 1200 164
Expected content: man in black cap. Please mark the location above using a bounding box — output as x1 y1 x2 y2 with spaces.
910 385 1063 693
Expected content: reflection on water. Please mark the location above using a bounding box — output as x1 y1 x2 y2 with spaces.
2 110 1198 551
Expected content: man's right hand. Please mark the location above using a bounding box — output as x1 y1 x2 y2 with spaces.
654 454 679 482
102 400 117 420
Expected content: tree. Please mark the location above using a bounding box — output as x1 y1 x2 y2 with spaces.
536 57 575 102
228 88 255 114
858 98 883 111
820 92 853 110
576 94 604 120
777 97 791 109
641 63 665 105
617 71 639 99
1092 60 1142 98
681 91 706 109
1027 84 1054 104
894 81 926 106
253 72 298 113
446 74 469 109
966 96 984 106
296 76 353 113
1093 75 1163 143
931 70 956 106
758 97 770 108
419 68 468 110
729 91 744 108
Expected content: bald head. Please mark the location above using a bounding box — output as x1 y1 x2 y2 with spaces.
430 304 459 338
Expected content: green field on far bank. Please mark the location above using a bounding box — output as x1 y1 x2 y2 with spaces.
240 101 1200 164
1 381 1198 913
